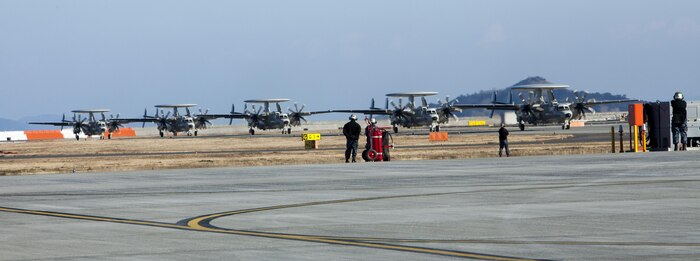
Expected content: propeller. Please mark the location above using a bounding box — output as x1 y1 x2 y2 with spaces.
150 109 169 130
72 114 88 135
571 90 595 120
107 113 123 132
288 103 308 126
248 113 262 128
515 91 539 123
437 96 460 123
60 114 66 131
142 108 148 128
229 104 236 125
195 117 211 129
193 108 211 129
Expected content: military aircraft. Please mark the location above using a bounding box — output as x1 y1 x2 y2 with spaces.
28 109 135 140
452 84 637 131
141 104 223 137
223 99 330 135
331 92 461 133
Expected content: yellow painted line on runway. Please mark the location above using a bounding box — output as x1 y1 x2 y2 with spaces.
185 221 539 261
310 237 700 247
0 207 183 229
8 179 696 260
0 206 541 261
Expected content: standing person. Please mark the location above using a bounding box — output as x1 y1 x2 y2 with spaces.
498 123 510 157
365 118 377 144
343 114 362 162
671 91 688 151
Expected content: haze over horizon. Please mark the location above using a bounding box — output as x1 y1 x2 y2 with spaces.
2 0 699 120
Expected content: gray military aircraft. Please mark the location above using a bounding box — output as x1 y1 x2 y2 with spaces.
331 92 461 133
452 84 637 131
28 109 135 140
222 99 330 135
141 104 224 137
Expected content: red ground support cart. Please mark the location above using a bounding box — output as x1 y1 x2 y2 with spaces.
362 125 394 162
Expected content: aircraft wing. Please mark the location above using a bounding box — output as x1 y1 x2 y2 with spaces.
28 121 74 127
111 118 158 124
450 103 519 110
329 109 393 115
298 110 332 116
197 113 249 119
580 99 639 106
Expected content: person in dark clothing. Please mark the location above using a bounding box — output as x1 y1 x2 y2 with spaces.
343 114 362 162
671 91 688 151
498 123 510 157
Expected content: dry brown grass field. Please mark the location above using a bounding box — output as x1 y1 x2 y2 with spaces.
0 131 610 175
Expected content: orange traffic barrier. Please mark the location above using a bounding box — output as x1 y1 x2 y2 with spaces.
429 132 448 141
24 130 63 140
569 120 585 127
108 128 136 137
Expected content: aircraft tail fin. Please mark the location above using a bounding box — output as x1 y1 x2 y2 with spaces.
229 104 235 125
489 91 497 118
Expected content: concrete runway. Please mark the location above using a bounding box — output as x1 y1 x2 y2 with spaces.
1 152 699 260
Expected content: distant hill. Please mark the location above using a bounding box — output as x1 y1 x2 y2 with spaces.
0 114 63 131
437 76 633 117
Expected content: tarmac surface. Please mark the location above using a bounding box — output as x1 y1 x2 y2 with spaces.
1 151 699 260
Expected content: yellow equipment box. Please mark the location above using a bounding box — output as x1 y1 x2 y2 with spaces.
302 133 321 141
468 120 487 127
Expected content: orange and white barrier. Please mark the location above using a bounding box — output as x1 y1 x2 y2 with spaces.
569 120 585 128
0 128 136 142
429 132 449 141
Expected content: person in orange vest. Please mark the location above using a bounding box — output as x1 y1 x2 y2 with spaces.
498 123 510 157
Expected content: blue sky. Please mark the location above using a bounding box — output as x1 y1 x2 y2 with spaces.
1 0 699 119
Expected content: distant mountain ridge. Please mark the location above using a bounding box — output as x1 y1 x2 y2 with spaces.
442 76 632 117
0 114 63 131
